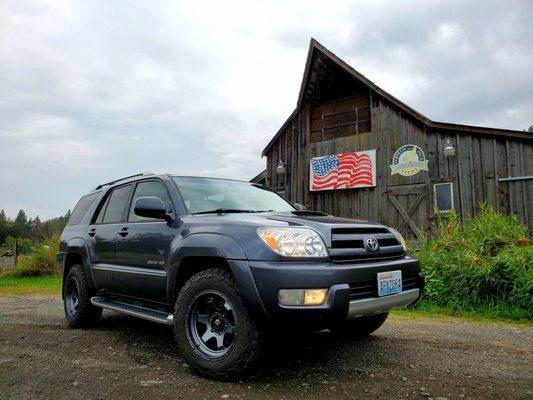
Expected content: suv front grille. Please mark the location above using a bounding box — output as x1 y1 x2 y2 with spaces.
329 226 404 262
349 276 419 300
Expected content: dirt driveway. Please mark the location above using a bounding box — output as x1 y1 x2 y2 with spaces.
0 296 531 400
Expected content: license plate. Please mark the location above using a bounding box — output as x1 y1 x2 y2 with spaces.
377 270 402 297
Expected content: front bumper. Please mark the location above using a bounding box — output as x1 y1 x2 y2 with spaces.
246 255 424 325
347 288 420 319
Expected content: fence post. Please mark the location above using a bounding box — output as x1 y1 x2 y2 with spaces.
13 238 17 266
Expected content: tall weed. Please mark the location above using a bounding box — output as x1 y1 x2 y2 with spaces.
4 234 60 278
415 205 532 319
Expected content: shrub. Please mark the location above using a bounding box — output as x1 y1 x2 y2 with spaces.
5 234 60 278
3 236 33 255
414 205 532 320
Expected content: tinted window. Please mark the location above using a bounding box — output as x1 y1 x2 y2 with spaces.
128 181 172 222
434 183 453 212
102 185 132 223
93 195 110 224
67 193 99 226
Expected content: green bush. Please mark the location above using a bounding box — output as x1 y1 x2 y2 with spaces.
5 234 60 278
3 236 33 255
414 205 532 320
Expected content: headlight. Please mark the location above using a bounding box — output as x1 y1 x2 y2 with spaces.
389 227 407 251
256 227 328 257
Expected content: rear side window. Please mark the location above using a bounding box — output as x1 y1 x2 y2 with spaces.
102 185 132 224
67 193 99 226
128 181 172 222
93 195 110 224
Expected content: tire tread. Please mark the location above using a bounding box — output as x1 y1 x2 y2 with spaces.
174 268 265 379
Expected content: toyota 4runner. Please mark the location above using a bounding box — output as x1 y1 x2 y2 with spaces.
57 173 424 378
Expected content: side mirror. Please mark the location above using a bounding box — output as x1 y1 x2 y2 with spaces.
294 203 306 211
134 197 173 222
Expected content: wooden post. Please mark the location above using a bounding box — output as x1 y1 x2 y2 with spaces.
13 238 17 266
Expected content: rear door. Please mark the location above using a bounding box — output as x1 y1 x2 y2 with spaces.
113 179 176 302
88 184 133 291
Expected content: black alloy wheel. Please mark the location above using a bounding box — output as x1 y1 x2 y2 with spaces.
65 276 80 318
187 290 238 359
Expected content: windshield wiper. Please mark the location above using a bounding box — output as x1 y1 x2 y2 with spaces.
192 208 257 215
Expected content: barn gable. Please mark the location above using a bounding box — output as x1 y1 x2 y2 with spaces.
262 39 529 157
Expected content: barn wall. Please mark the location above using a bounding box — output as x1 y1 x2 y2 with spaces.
266 96 533 236
449 131 532 231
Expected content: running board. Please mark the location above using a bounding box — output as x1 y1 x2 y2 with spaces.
91 296 174 325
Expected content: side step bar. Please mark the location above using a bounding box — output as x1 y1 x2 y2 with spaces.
91 296 174 325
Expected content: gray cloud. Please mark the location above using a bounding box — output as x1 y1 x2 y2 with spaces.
0 0 531 219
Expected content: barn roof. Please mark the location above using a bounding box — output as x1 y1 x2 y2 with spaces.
262 39 530 156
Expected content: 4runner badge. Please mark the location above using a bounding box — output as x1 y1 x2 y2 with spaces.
390 145 429 176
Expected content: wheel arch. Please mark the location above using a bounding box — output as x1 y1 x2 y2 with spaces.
167 234 266 318
62 238 96 298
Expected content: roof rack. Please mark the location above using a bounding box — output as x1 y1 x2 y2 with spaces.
94 172 153 190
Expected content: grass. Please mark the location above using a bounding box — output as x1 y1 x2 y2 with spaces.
0 276 62 296
392 302 533 327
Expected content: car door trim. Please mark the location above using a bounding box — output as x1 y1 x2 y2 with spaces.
92 263 167 277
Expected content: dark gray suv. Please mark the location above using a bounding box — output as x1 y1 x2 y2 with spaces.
57 173 424 378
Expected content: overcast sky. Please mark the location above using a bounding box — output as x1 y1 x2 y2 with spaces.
1 0 531 219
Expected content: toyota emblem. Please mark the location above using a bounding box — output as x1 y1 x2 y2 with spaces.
365 237 379 252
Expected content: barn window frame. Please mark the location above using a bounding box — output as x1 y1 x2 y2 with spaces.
433 182 454 213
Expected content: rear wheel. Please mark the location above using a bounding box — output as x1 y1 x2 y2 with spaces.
330 313 388 337
174 268 265 379
63 265 102 328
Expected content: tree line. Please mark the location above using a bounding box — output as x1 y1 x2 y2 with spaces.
0 209 70 254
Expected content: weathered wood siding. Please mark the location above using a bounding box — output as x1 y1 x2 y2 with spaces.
266 97 533 236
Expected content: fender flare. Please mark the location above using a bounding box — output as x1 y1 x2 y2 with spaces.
63 237 97 294
166 233 266 316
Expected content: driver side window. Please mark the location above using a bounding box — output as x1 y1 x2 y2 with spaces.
128 181 172 222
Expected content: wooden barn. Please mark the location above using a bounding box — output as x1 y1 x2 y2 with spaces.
260 39 533 238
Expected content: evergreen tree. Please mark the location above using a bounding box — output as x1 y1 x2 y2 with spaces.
12 209 29 238
0 209 9 243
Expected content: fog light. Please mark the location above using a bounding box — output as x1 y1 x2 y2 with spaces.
304 289 328 305
278 289 328 306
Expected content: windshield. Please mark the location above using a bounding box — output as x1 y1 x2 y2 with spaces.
173 177 295 214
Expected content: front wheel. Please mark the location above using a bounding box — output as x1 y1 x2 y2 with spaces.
330 313 389 337
174 268 265 379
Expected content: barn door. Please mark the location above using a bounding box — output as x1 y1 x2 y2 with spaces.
385 183 428 239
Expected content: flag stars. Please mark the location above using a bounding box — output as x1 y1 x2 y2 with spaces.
312 156 339 176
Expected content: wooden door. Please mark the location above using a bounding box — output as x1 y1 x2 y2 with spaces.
385 183 428 239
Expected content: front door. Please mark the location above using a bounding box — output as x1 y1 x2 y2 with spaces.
114 179 176 302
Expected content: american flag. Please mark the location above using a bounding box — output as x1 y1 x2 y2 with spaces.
310 150 376 191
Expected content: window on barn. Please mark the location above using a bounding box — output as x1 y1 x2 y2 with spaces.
310 95 371 143
434 182 454 212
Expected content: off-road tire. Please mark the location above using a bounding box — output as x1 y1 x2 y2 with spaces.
63 264 102 328
174 268 266 379
330 313 388 338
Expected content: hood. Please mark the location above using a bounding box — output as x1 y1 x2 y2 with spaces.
184 211 403 262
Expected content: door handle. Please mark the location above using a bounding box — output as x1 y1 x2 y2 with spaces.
118 227 129 237
88 228 96 237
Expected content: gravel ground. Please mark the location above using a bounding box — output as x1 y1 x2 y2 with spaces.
0 296 531 400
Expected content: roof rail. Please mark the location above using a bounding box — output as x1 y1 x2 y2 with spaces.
94 172 153 190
